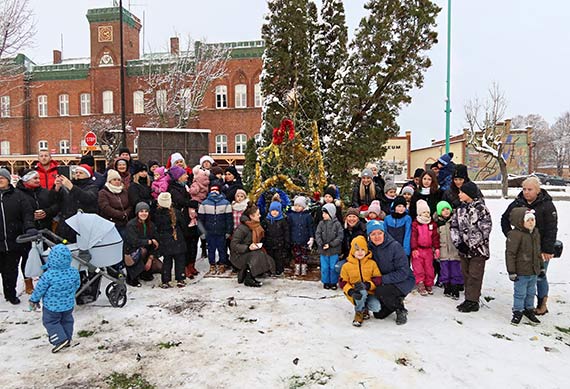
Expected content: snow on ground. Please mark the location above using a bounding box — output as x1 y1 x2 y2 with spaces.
1 199 569 389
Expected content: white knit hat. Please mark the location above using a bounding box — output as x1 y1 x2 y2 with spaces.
416 199 430 215
106 169 121 183
157 192 172 208
170 152 185 167
199 155 214 166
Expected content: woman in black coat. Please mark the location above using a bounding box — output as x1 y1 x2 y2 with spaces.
128 162 153 212
409 170 443 219
222 165 244 203
124 202 159 286
351 168 382 209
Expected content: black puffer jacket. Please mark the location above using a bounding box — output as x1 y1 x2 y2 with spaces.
16 181 58 230
128 181 153 211
501 189 558 255
0 186 35 253
153 207 187 256
341 219 367 259
124 217 157 253
49 177 99 219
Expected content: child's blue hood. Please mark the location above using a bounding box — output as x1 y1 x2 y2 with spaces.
43 244 73 270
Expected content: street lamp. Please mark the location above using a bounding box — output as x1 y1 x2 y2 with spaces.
119 0 127 148
445 0 452 153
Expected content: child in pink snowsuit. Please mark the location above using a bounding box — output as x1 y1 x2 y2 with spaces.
411 199 440 296
151 166 170 200
189 167 210 203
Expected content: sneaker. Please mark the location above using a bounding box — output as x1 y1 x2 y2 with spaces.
52 339 70 354
511 311 523 326
217 264 226 274
523 309 541 324
209 265 217 275
330 284 338 291
395 308 408 325
176 280 186 288
426 286 433 295
323 283 331 290
159 283 171 289
417 282 427 296
6 296 20 305
352 311 364 327
362 310 370 320
457 300 479 313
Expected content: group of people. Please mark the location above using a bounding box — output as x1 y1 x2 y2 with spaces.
0 149 559 352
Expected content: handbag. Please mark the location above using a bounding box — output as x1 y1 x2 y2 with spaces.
124 249 142 267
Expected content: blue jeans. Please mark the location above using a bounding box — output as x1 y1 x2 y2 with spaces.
537 260 549 299
354 292 381 313
42 307 74 345
320 254 339 284
513 275 537 312
206 234 228 266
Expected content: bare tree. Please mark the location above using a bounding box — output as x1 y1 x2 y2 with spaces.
0 0 36 60
83 116 135 166
465 83 510 198
549 112 570 176
143 37 229 128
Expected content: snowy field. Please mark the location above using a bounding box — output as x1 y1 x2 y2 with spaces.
1 198 569 389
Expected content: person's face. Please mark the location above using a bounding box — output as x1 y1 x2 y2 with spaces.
74 170 88 180
138 170 148 178
369 166 378 176
346 214 359 227
202 161 212 170
524 217 536 231
354 247 367 260
361 176 372 185
323 194 333 203
270 209 279 217
522 183 540 203
441 208 451 218
458 190 472 203
117 161 127 173
119 152 130 161
402 192 412 202
413 177 421 185
453 177 465 188
395 204 406 214
367 212 378 219
215 173 223 180
110 177 122 186
249 209 261 222
432 165 440 174
322 212 331 220
294 204 304 212
0 176 9 189
138 209 149 221
150 165 158 174
385 189 396 198
28 175 41 187
225 171 235 182
175 159 185 168
38 151 51 165
178 173 188 183
235 192 246 202
422 175 432 188
420 210 431 219
369 229 385 246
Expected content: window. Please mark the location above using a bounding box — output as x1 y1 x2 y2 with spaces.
235 84 247 108
133 136 139 154
156 90 167 113
58 94 69 116
215 134 227 154
254 83 262 108
0 141 10 155
38 95 48 117
0 96 10 117
102 90 113 114
59 140 70 154
133 90 144 114
80 93 91 115
215 85 227 109
38 140 48 151
235 134 247 154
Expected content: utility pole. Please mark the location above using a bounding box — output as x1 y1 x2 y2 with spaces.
445 0 452 153
119 0 127 147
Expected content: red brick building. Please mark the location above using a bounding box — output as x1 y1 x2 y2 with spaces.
0 6 263 170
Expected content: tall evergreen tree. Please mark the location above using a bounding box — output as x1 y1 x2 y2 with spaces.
314 0 348 142
327 0 440 193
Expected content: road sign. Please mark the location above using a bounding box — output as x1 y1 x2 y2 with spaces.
84 131 97 147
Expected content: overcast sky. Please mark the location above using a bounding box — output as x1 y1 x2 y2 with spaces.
25 0 570 149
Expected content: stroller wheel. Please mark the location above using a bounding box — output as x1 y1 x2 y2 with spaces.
106 282 127 308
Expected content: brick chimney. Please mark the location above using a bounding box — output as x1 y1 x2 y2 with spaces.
170 37 179 55
53 50 62 64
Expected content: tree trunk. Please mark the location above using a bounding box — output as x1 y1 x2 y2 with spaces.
499 158 509 198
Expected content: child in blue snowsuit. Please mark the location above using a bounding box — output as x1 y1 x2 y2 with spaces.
29 244 80 353
383 196 412 258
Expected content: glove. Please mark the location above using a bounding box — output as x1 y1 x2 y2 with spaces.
508 273 518 282
363 281 371 290
434 249 440 259
225 233 231 239
354 281 366 291
29 301 41 311
348 289 363 300
457 242 469 255
26 228 39 236
307 237 314 248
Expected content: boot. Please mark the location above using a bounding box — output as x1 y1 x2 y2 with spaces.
244 268 262 287
443 283 451 297
457 300 479 313
352 311 364 327
217 264 226 274
209 265 217 275
511 311 523 326
24 278 34 295
450 285 460 300
184 264 195 279
188 263 199 276
362 310 370 320
523 309 541 324
238 267 247 284
395 308 408 325
535 296 549 316
417 282 427 296
301 264 308 276
294 264 301 276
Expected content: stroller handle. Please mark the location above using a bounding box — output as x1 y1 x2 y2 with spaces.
16 229 54 244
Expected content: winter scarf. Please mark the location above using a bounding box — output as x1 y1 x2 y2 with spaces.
232 198 249 212
420 187 431 195
416 214 431 225
244 220 264 244
105 182 124 194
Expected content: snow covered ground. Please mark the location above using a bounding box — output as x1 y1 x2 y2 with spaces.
1 199 569 389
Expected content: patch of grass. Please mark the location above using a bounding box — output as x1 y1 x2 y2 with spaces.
101 319 109 325
236 316 257 323
286 368 332 388
491 333 513 341
484 296 495 302
77 330 95 338
157 341 181 349
395 357 409 366
454 319 463 325
0 328 5 334
555 326 570 335
105 372 155 389
97 345 107 350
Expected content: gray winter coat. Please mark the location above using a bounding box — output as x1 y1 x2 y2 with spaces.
505 207 542 276
230 215 275 277
434 214 460 261
450 199 492 259
315 219 343 256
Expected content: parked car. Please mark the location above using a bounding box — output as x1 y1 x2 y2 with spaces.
532 172 567 186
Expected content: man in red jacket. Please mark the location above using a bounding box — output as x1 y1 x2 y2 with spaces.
34 150 58 190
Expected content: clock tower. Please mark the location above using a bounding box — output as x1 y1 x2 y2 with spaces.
86 7 141 68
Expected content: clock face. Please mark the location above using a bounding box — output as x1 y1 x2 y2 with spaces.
98 26 113 42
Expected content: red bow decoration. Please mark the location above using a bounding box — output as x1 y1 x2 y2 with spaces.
272 119 296 145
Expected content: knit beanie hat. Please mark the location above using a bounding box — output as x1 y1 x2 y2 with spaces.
147 160 160 170
200 155 214 166
413 168 425 178
106 169 121 183
269 201 282 215
118 147 131 156
157 192 172 208
21 169 39 182
235 188 247 199
170 152 185 167
401 185 415 196
323 203 336 219
210 185 221 192
211 166 224 176
361 168 373 178
436 200 452 216
294 196 308 209
135 202 150 215
80 154 95 167
169 165 186 181
460 181 479 200
438 152 454 166
367 200 381 216
225 165 240 179
132 161 148 176
452 164 469 180
524 209 536 222
392 196 407 210
324 186 337 199
75 164 93 178
384 181 397 194
345 207 360 218
416 199 430 215
366 220 385 236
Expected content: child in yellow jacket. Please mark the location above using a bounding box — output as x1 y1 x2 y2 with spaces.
339 235 382 327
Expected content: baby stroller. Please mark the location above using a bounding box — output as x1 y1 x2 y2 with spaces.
18 212 128 308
